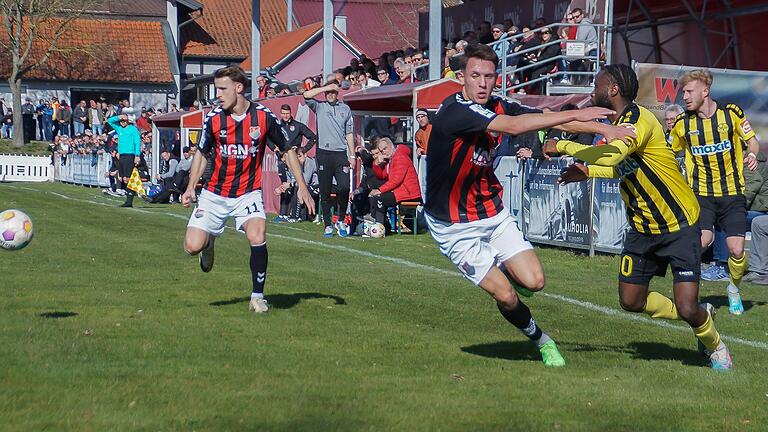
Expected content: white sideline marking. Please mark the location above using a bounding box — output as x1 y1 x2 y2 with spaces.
11 184 768 351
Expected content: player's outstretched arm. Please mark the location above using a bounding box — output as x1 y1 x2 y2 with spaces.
487 107 614 136
543 138 632 166
555 121 637 145
283 148 316 215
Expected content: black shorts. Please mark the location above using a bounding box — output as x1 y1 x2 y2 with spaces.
118 154 136 178
697 195 746 237
619 225 702 284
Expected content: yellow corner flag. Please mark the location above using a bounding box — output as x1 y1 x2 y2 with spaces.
126 168 147 198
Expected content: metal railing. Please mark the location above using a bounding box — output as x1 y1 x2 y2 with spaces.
389 21 607 94
488 21 606 95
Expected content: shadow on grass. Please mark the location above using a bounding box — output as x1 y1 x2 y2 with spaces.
39 311 78 319
562 341 705 367
624 342 705 366
209 292 347 310
700 295 767 313
460 341 541 362
464 341 706 367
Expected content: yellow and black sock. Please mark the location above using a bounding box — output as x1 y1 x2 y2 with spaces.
693 313 721 352
643 291 679 320
728 252 748 288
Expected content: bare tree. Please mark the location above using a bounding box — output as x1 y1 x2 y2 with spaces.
0 0 101 148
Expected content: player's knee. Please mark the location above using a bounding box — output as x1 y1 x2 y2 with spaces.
619 297 644 313
729 246 744 260
494 290 519 309
525 271 545 291
183 238 204 255
246 231 265 245
674 299 699 321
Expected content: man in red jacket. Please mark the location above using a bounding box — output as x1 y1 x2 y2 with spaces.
369 136 421 231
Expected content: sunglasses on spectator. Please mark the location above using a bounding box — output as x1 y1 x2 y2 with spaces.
492 30 502 33
541 30 552 34
572 13 582 18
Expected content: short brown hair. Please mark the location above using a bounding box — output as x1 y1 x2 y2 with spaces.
463 43 499 69
280 104 291 112
680 69 713 88
214 66 249 89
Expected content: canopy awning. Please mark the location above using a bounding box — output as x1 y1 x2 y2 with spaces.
342 79 463 116
151 109 209 129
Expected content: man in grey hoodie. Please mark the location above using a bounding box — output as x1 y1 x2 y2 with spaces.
570 8 598 85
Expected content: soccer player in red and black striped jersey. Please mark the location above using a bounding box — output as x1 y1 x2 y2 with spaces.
181 66 315 313
425 44 630 366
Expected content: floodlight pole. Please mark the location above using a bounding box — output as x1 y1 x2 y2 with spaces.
252 0 261 97
287 0 293 31
428 0 441 80
323 0 333 79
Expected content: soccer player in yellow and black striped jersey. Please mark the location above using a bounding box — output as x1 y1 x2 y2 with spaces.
544 64 732 370
668 69 760 315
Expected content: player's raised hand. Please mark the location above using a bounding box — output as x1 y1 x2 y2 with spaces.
542 138 560 159
574 107 615 122
181 189 197 208
557 163 589 184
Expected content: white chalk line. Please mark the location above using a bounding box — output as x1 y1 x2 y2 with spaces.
9 184 768 351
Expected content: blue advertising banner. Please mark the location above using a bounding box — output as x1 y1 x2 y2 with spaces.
592 178 627 252
524 157 592 247
493 156 524 226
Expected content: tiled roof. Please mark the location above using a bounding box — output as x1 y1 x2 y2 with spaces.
0 18 173 84
240 23 323 71
181 0 293 59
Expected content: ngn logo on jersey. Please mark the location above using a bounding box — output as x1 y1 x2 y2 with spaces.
219 144 251 159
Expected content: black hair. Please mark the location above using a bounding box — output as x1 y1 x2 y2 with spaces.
602 64 639 102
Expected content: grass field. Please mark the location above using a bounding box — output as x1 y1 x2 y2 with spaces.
0 140 50 155
1 182 768 431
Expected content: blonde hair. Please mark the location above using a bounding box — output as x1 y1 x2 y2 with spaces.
680 69 713 88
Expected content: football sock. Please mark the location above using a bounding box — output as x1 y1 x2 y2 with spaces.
693 312 721 352
728 252 747 288
497 301 548 346
250 242 268 298
643 291 680 320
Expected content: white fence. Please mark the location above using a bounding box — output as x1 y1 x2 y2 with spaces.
0 154 54 182
55 153 112 187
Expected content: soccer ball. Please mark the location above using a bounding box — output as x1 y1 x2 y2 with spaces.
0 209 34 251
368 222 386 238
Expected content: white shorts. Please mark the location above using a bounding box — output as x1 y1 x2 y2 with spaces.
187 189 265 236
425 211 533 285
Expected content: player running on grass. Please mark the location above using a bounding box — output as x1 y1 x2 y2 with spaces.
667 69 761 315
547 64 732 370
181 66 315 313
425 44 631 367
